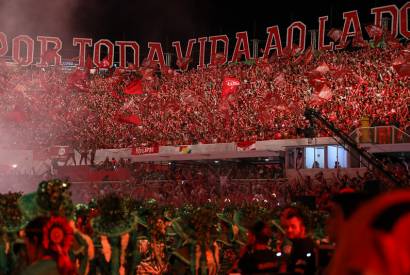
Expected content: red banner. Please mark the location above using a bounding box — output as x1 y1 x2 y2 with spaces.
131 145 159 155
124 79 143 95
222 77 240 98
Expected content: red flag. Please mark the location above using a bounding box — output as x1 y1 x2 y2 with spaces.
314 62 330 74
124 79 143 95
222 77 240 98
401 49 410 61
304 47 314 65
98 57 111 68
309 77 328 90
176 57 191 70
118 114 141 125
365 25 383 40
306 63 330 83
327 28 342 42
393 63 410 77
393 55 406 66
317 84 333 100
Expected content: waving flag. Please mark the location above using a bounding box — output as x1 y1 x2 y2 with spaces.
395 64 410 77
222 77 240 98
365 25 383 40
118 114 141 125
96 57 111 69
317 84 333 100
392 55 410 77
327 28 342 42
304 47 314 65
314 62 330 74
124 79 143 95
176 57 191 70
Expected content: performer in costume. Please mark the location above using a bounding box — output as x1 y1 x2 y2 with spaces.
170 204 220 275
135 202 170 275
91 193 137 275
22 216 76 275
18 179 94 275
0 192 28 274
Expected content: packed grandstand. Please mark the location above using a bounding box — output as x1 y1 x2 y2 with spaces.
0 43 409 149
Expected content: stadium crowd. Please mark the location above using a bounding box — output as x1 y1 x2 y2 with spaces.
0 29 409 275
68 158 410 205
0 41 409 150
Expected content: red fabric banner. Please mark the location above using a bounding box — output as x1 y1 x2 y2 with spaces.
124 79 143 95
118 114 141 125
131 145 159 155
365 25 383 40
222 77 240 98
327 28 342 42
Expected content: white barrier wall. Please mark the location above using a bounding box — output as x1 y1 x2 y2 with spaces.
2 137 407 170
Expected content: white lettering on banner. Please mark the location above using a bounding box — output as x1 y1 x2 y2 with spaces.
226 80 240 86
0 2 409 67
131 146 159 155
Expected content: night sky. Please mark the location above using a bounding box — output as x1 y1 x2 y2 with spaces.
0 0 407 58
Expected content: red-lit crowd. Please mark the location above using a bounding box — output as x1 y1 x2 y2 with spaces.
1 165 409 275
69 157 410 205
0 43 409 149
